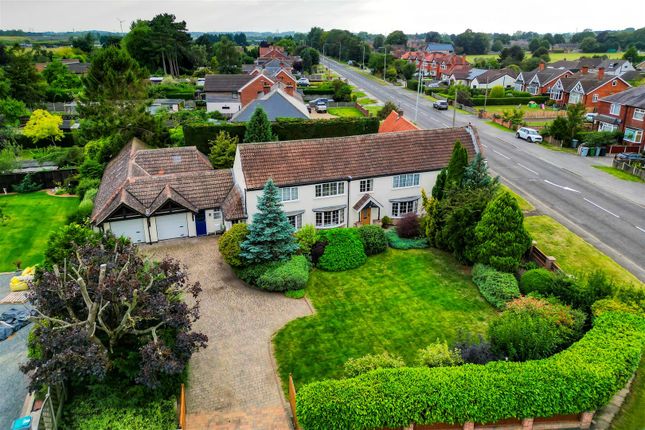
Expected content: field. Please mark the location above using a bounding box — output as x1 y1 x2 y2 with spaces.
465 52 624 62
0 192 79 272
274 248 496 389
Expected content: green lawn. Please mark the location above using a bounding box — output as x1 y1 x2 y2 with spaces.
486 120 513 133
273 248 497 390
327 107 364 118
0 192 79 271
524 215 643 287
357 97 377 105
593 165 645 183
365 105 382 116
482 105 557 114
612 355 645 430
465 52 623 62
500 185 535 212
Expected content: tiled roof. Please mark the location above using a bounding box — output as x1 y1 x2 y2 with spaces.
222 185 246 220
238 127 480 190
474 68 518 83
378 111 420 133
92 139 235 224
203 74 254 92
231 87 309 122
600 86 645 109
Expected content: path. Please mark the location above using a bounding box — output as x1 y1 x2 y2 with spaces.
143 236 311 430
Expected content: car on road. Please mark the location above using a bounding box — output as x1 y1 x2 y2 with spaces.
616 152 645 162
433 100 448 110
516 127 543 143
308 98 334 107
585 112 598 122
297 77 310 86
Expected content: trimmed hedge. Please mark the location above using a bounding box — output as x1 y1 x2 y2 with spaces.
296 312 645 430
519 268 556 295
357 225 388 256
238 255 310 291
472 96 549 106
219 224 249 267
318 228 367 272
472 264 521 309
385 229 429 250
183 117 379 153
344 353 405 378
303 87 335 95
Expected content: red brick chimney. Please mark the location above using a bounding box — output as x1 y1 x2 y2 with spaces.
539 61 545 71
598 67 605 80
581 66 589 75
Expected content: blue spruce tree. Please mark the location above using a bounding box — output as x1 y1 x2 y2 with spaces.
240 179 298 263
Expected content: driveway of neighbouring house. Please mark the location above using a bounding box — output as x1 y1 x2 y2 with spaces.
143 236 312 430
0 273 31 430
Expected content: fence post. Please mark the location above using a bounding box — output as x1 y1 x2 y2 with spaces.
289 374 300 430
545 256 556 270
178 383 186 429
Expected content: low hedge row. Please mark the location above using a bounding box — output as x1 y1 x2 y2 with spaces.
472 96 549 106
302 87 335 95
183 117 379 153
296 312 645 429
238 255 310 292
472 264 520 309
385 229 429 250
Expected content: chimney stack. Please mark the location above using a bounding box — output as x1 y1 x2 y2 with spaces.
581 66 589 75
598 67 605 80
539 61 545 71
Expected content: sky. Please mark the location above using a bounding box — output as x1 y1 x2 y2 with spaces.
0 0 643 35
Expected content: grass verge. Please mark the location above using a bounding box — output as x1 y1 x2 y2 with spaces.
593 165 645 183
328 107 365 118
500 185 535 212
611 355 645 430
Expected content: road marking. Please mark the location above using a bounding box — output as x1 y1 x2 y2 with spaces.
481 143 488 148
493 150 511 159
583 198 620 218
517 163 538 175
544 180 581 193
636 226 645 233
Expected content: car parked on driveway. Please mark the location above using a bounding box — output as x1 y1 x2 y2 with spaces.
297 77 310 86
315 103 328 113
616 152 645 162
585 112 598 123
308 98 334 107
433 100 448 110
516 127 543 143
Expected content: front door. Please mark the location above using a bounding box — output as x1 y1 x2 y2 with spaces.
360 207 371 225
195 210 207 236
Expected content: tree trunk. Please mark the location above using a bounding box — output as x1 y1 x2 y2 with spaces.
161 50 167 75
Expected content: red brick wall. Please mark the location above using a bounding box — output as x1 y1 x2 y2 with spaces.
239 76 274 106
584 79 630 110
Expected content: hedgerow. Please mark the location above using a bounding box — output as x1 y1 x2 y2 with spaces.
472 264 520 309
296 311 645 429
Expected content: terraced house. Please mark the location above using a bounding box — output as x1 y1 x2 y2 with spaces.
549 67 631 110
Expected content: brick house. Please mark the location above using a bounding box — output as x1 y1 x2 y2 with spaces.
203 73 275 116
550 67 631 110
595 86 645 152
514 63 573 95
250 66 297 97
400 51 469 81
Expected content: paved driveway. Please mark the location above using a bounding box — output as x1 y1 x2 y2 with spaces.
143 236 312 430
0 273 31 430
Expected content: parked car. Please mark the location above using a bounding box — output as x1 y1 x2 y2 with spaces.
616 152 645 162
308 98 334 107
315 103 328 113
585 112 598 123
433 100 448 110
297 77 310 86
516 127 543 143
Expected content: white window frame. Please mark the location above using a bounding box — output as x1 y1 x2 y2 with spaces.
612 80 618 86
624 127 643 143
528 84 539 95
315 209 345 228
314 181 345 198
287 213 302 229
592 94 599 102
568 92 582 105
280 187 299 202
392 173 420 189
633 108 645 121
598 122 617 132
359 179 373 193
610 103 621 115
550 90 563 101
391 200 418 218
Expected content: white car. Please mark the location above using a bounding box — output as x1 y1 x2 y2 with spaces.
516 127 543 143
297 77 310 86
315 103 328 113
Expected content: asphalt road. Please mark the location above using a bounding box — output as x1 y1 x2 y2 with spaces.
322 57 645 283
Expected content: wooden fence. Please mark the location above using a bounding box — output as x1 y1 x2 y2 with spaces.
527 241 561 273
612 158 645 180
0 168 77 191
288 375 593 430
178 383 187 429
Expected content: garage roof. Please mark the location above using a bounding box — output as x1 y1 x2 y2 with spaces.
92 139 241 224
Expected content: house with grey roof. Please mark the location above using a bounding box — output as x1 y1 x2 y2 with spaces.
470 68 518 89
203 73 275 117
514 64 573 95
425 43 454 53
231 86 309 122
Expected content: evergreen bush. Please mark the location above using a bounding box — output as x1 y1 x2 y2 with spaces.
344 353 405 378
357 225 388 255
472 264 521 309
294 225 318 256
519 268 556 295
12 174 42 193
318 228 366 271
219 223 249 267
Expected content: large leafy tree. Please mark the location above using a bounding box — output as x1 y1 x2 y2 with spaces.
385 30 408 46
22 228 207 391
0 97 29 127
214 36 242 74
23 109 63 145
474 191 532 272
244 107 274 143
42 60 82 102
4 47 45 105
240 179 298 264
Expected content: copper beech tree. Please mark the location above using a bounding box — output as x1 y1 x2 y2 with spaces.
22 238 207 391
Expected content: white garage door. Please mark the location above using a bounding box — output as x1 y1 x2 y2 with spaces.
110 218 146 244
156 213 189 241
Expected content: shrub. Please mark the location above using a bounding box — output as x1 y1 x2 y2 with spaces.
43 223 103 268
357 225 387 255
489 296 586 361
344 353 405 378
296 312 645 430
454 335 498 364
255 255 310 292
592 298 642 318
381 216 393 228
12 174 42 193
489 86 505 98
75 178 101 200
385 229 429 249
520 268 556 295
295 224 318 256
78 158 104 179
310 240 328 265
415 341 463 368
472 264 521 309
219 224 249 267
84 188 98 202
318 229 367 271
396 213 421 238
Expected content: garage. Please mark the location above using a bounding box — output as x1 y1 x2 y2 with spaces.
155 212 189 241
109 218 147 244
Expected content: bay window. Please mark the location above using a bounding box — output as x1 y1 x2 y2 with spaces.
315 209 345 228
391 200 418 217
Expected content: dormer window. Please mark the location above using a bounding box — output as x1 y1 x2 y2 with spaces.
612 80 617 86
